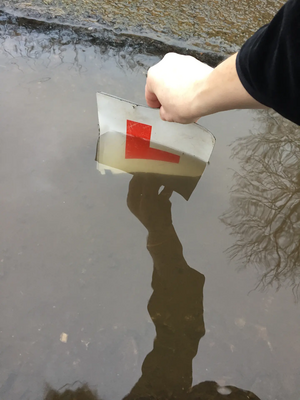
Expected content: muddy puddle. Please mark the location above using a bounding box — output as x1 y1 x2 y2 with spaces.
0 14 300 400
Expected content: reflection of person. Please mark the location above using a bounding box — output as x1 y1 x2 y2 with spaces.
124 174 260 400
145 0 300 126
124 174 205 399
43 174 261 399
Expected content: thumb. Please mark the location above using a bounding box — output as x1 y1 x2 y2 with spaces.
159 106 174 122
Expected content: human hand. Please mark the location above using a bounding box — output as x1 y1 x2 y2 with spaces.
145 52 213 123
127 174 173 233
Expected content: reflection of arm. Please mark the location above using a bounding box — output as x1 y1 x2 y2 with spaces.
124 224 205 400
148 231 261 400
125 176 261 400
147 225 184 272
147 224 205 373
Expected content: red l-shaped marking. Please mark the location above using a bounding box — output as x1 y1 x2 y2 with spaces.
125 120 180 163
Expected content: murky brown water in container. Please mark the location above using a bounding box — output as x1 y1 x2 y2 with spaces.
0 14 300 400
0 0 285 52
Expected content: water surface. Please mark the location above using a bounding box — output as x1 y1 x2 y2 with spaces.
0 17 300 400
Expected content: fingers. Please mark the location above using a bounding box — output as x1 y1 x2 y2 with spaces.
145 55 194 123
145 83 161 108
145 66 161 109
145 78 173 122
144 52 215 123
159 106 174 122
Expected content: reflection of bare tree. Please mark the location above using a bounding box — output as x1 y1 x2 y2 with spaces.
220 111 300 296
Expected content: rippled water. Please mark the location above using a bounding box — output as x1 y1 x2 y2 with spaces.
0 12 300 400
0 0 285 52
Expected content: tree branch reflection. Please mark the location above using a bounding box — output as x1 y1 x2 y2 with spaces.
220 111 300 297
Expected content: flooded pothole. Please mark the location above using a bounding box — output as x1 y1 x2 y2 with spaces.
0 9 299 400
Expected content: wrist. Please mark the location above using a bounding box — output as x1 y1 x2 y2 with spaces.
194 53 267 119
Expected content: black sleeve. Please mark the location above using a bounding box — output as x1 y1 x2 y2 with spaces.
236 0 300 126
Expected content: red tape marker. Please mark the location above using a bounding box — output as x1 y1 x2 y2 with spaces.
125 120 180 163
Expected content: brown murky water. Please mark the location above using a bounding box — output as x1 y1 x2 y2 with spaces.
0 0 285 53
1 11 300 400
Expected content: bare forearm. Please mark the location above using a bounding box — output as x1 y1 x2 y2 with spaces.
195 53 267 118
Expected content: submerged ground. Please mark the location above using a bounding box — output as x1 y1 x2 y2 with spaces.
0 2 300 400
